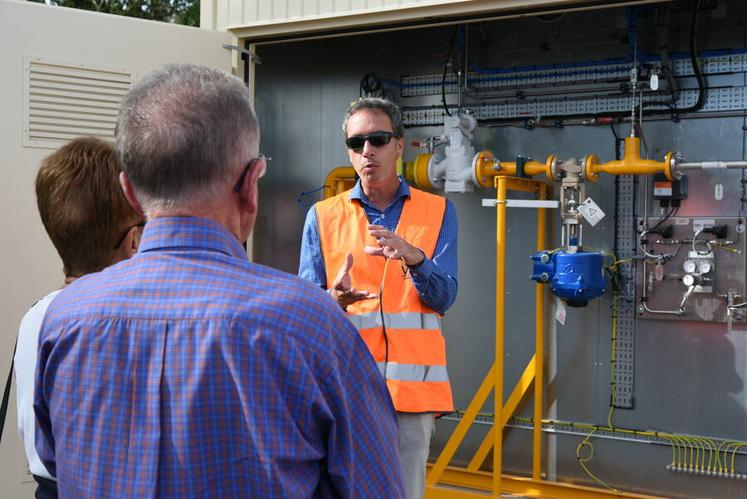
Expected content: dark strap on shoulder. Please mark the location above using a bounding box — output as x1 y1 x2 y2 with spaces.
0 340 18 446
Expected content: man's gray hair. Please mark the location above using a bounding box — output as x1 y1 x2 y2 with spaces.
342 98 404 138
115 63 259 210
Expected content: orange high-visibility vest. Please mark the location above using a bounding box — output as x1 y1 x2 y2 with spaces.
315 187 453 413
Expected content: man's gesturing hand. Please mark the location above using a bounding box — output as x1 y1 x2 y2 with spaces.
364 224 425 267
329 253 376 310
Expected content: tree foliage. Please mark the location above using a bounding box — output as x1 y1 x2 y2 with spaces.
29 0 200 27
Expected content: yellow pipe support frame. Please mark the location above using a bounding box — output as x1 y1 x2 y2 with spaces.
465 182 549 477
425 176 664 498
584 136 675 182
533 181 547 480
494 175 508 496
466 355 537 472
427 466 664 499
322 166 356 199
426 365 496 486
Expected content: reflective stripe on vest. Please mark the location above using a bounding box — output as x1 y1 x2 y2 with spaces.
347 311 441 331
376 362 450 383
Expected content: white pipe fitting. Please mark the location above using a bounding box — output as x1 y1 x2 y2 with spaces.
428 111 478 193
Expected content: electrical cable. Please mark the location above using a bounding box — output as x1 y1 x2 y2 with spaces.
672 0 706 115
575 428 619 492
716 439 731 473
649 205 678 233
441 26 459 117
691 228 713 256
607 290 618 429
475 0 708 129
379 253 392 378
296 185 326 210
731 443 746 473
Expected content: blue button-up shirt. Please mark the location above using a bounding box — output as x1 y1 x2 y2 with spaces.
299 177 458 314
35 216 404 498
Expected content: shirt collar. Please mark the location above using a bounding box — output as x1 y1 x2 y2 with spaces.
349 175 411 208
137 216 247 260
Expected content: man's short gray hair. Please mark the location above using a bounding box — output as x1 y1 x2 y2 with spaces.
115 63 259 210
342 98 404 138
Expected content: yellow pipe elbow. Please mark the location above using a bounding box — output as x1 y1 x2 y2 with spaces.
323 166 356 199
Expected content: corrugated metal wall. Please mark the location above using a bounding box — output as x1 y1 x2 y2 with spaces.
201 0 616 37
205 0 445 30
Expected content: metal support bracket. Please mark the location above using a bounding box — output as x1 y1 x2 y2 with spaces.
222 44 262 64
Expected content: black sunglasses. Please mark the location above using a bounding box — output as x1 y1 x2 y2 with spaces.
233 154 270 193
345 131 400 152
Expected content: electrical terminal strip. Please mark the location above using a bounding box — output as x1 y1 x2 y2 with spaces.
665 465 747 480
443 412 747 481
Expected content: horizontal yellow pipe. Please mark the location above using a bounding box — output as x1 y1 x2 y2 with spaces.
586 137 674 181
412 136 674 191
474 151 556 187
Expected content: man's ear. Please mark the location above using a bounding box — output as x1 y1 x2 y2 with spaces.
237 160 264 215
120 172 145 216
396 135 405 157
125 225 142 258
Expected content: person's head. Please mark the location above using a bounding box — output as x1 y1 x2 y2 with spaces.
35 137 144 280
115 63 264 238
342 98 404 188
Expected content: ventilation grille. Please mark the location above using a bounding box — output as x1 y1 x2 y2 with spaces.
24 57 132 148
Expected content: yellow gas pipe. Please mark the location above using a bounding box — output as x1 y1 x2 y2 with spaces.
322 166 356 199
584 136 675 182
473 151 558 187
323 159 412 199
411 136 675 189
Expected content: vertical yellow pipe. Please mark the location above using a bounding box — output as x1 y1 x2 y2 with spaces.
624 136 640 163
494 176 508 496
533 183 547 480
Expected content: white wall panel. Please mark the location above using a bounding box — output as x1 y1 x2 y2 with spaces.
288 0 304 19
0 2 231 496
203 0 657 40
335 0 353 11
319 0 335 14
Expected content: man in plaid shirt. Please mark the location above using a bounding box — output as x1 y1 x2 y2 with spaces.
34 63 405 498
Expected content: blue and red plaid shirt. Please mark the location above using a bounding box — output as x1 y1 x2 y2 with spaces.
35 216 404 498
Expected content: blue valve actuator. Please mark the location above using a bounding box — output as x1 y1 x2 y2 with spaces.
531 250 606 307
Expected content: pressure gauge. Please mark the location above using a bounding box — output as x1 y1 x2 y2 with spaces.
683 260 697 274
698 261 712 274
683 274 696 287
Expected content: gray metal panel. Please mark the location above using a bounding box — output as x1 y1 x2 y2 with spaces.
253 2 747 496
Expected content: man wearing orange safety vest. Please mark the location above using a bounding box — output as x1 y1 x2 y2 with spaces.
299 97 458 499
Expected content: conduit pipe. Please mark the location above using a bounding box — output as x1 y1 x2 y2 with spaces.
675 161 747 172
